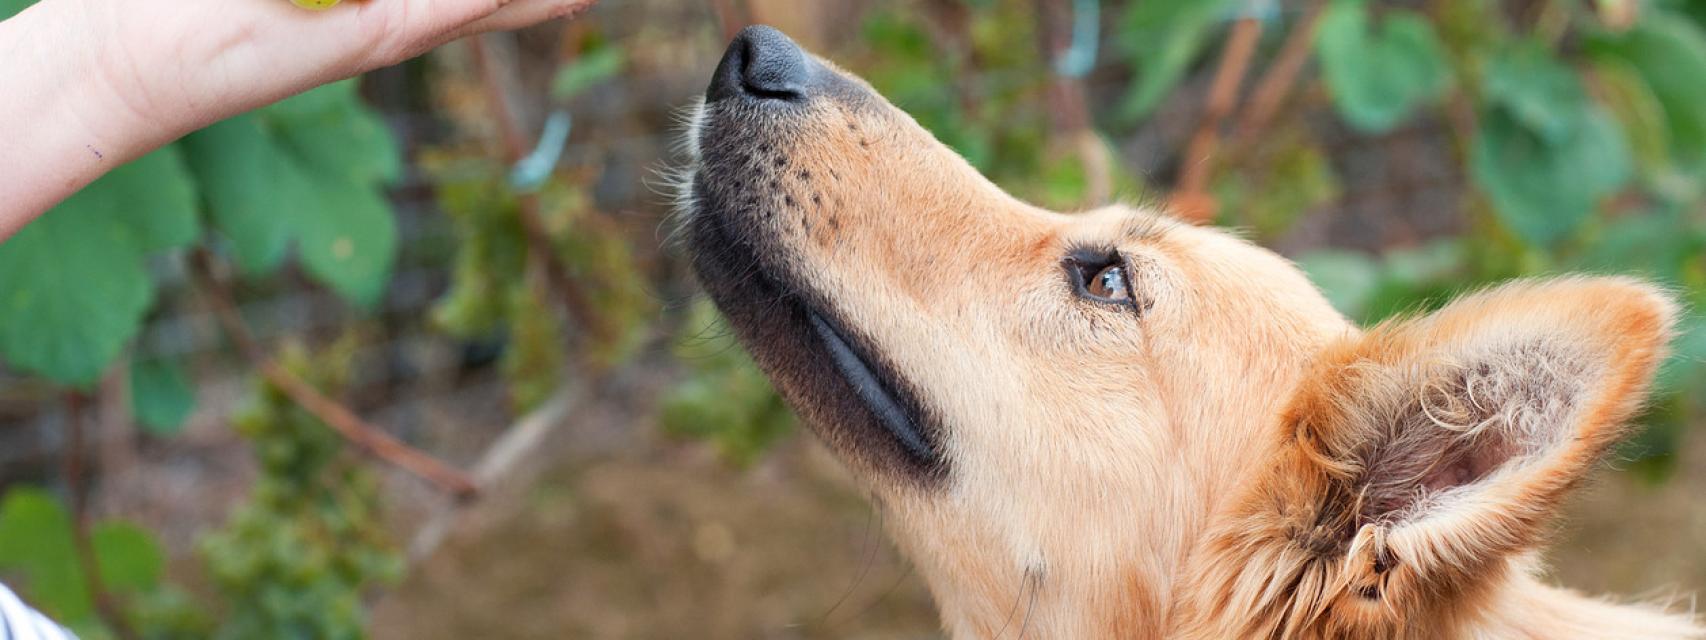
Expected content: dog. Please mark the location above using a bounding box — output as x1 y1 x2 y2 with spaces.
674 25 1704 639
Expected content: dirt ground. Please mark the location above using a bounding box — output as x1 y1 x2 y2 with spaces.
370 439 941 639
370 410 1706 639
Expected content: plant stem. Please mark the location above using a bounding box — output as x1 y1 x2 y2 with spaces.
466 34 613 350
187 249 479 499
1233 0 1326 146
62 392 140 640
1175 16 1265 222
1037 0 1112 206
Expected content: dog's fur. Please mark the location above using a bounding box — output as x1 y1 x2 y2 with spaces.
675 28 1704 639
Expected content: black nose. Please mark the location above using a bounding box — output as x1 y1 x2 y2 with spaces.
707 25 811 103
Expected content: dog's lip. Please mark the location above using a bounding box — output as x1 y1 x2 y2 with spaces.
806 311 937 462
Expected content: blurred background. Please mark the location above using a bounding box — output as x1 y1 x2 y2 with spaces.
1 0 1704 638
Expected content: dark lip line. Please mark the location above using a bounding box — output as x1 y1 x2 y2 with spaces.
691 198 943 472
806 311 938 461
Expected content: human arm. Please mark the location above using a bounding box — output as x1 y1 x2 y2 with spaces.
0 0 594 238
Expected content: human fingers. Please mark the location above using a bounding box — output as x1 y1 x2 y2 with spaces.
449 0 595 40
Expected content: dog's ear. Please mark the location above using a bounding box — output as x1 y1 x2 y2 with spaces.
1192 278 1678 636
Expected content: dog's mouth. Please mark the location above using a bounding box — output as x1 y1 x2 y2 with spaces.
683 195 944 480
806 312 936 461
676 26 945 482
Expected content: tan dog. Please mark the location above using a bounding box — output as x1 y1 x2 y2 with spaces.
676 26 1703 639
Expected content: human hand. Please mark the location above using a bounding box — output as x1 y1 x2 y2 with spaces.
78 0 596 144
0 0 594 234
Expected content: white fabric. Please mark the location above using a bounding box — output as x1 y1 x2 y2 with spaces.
0 582 76 640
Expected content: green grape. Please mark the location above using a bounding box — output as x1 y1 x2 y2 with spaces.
290 0 341 9
500 284 564 411
200 334 398 639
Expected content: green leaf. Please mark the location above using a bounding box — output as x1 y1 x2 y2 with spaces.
181 83 400 308
0 488 91 622
1481 41 1590 144
265 89 402 185
1316 2 1451 133
264 79 361 121
180 115 319 273
1470 107 1632 247
0 148 197 385
92 522 165 595
0 0 33 20
1115 0 1238 122
131 358 195 436
552 46 626 100
296 177 398 308
1573 208 1702 282
1592 59 1674 178
1588 15 1706 169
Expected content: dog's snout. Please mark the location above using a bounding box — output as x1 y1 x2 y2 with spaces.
708 25 811 103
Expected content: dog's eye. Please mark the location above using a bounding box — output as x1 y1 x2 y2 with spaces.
1086 265 1131 301
1065 250 1138 308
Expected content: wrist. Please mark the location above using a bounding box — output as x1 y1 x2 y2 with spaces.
0 0 166 228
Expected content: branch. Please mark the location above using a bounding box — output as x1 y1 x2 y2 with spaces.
188 249 479 499
1233 0 1326 147
466 34 614 348
407 384 578 563
1173 16 1265 223
400 327 667 568
1037 0 1112 206
63 392 139 640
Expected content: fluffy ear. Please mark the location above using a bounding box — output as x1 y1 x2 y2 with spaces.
1190 277 1679 637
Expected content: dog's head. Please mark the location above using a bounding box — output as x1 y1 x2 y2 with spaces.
677 26 1684 638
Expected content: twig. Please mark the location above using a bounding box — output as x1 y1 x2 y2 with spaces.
467 35 613 348
187 249 479 499
1038 0 1091 135
407 384 579 563
63 393 139 640
1037 0 1112 206
1233 0 1325 146
96 357 137 480
1173 16 1265 222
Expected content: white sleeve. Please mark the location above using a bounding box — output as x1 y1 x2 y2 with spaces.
0 582 78 640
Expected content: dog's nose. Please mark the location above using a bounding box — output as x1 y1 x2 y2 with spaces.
707 25 811 103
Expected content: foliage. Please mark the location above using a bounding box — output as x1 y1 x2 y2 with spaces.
1317 1 1452 133
1103 0 1706 465
1213 127 1341 238
423 148 651 411
661 302 794 466
1113 0 1237 123
0 487 206 639
552 39 627 101
0 0 402 403
200 337 401 640
0 339 401 639
1471 43 1632 246
129 358 196 437
0 148 198 386
0 3 406 635
857 0 1139 209
5 1 1706 635
181 81 402 308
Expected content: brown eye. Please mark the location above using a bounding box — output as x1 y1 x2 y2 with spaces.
1085 264 1131 301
